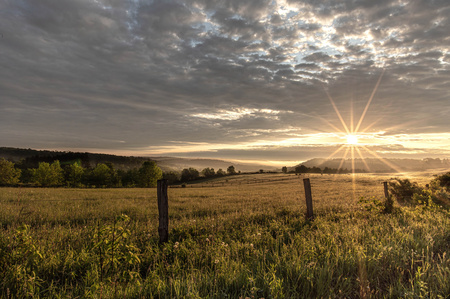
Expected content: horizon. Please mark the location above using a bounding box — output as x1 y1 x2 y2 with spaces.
2 146 449 171
1 1 449 167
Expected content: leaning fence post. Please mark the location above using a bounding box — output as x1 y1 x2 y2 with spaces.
157 179 169 243
303 178 314 220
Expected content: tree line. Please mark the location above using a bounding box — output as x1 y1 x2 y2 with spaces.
282 165 367 174
1 157 367 188
0 159 242 188
0 158 163 188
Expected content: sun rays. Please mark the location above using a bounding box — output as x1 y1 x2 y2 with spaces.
319 69 408 199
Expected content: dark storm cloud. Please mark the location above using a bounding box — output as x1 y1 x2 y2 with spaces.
0 0 449 162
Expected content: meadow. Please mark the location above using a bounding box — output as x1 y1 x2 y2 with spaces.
0 172 449 298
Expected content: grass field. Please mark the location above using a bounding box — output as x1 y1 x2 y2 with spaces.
1 173 449 298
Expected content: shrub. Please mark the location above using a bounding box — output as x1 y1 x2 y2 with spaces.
388 177 449 207
430 172 450 190
388 178 425 204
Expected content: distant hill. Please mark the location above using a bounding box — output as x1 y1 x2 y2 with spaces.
298 158 450 173
151 156 276 173
0 147 152 170
0 147 275 172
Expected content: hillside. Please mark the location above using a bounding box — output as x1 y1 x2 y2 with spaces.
0 147 274 172
152 156 276 173
300 157 450 172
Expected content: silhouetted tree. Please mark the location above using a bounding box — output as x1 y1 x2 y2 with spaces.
295 165 308 174
163 171 180 184
216 169 226 177
202 167 215 178
181 168 199 181
281 166 287 174
227 165 236 175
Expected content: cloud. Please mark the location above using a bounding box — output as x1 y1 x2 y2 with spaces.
0 0 449 163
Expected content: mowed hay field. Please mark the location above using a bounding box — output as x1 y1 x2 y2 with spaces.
1 173 449 298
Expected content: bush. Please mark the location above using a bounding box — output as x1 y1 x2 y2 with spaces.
388 177 450 207
430 172 450 190
388 178 425 204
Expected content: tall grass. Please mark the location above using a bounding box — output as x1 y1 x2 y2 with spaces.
0 173 449 298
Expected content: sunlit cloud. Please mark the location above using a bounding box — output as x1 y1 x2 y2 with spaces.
191 108 293 120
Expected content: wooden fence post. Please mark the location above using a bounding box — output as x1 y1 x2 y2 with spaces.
157 179 169 243
383 181 389 199
303 178 314 220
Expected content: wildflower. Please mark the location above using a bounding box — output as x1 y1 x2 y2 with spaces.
257 232 261 236
174 242 179 249
215 259 219 264
206 238 210 242
250 243 254 249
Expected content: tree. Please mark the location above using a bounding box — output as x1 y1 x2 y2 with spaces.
216 169 226 177
0 158 21 185
202 167 215 178
163 171 180 184
105 162 121 187
181 168 199 182
32 161 64 186
295 165 308 174
227 165 236 175
138 161 163 187
281 166 287 174
65 163 85 187
120 169 140 187
91 163 113 187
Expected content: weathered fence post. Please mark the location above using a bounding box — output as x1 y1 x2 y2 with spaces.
157 179 169 243
383 181 389 199
303 178 314 220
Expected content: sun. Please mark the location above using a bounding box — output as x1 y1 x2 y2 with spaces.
346 135 358 145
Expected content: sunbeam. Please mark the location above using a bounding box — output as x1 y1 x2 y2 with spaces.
325 145 347 161
355 146 371 172
337 147 350 174
361 146 405 174
316 113 347 134
325 89 351 135
354 69 385 133
351 145 356 200
319 69 406 181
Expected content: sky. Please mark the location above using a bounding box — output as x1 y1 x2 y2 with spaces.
1 0 449 166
